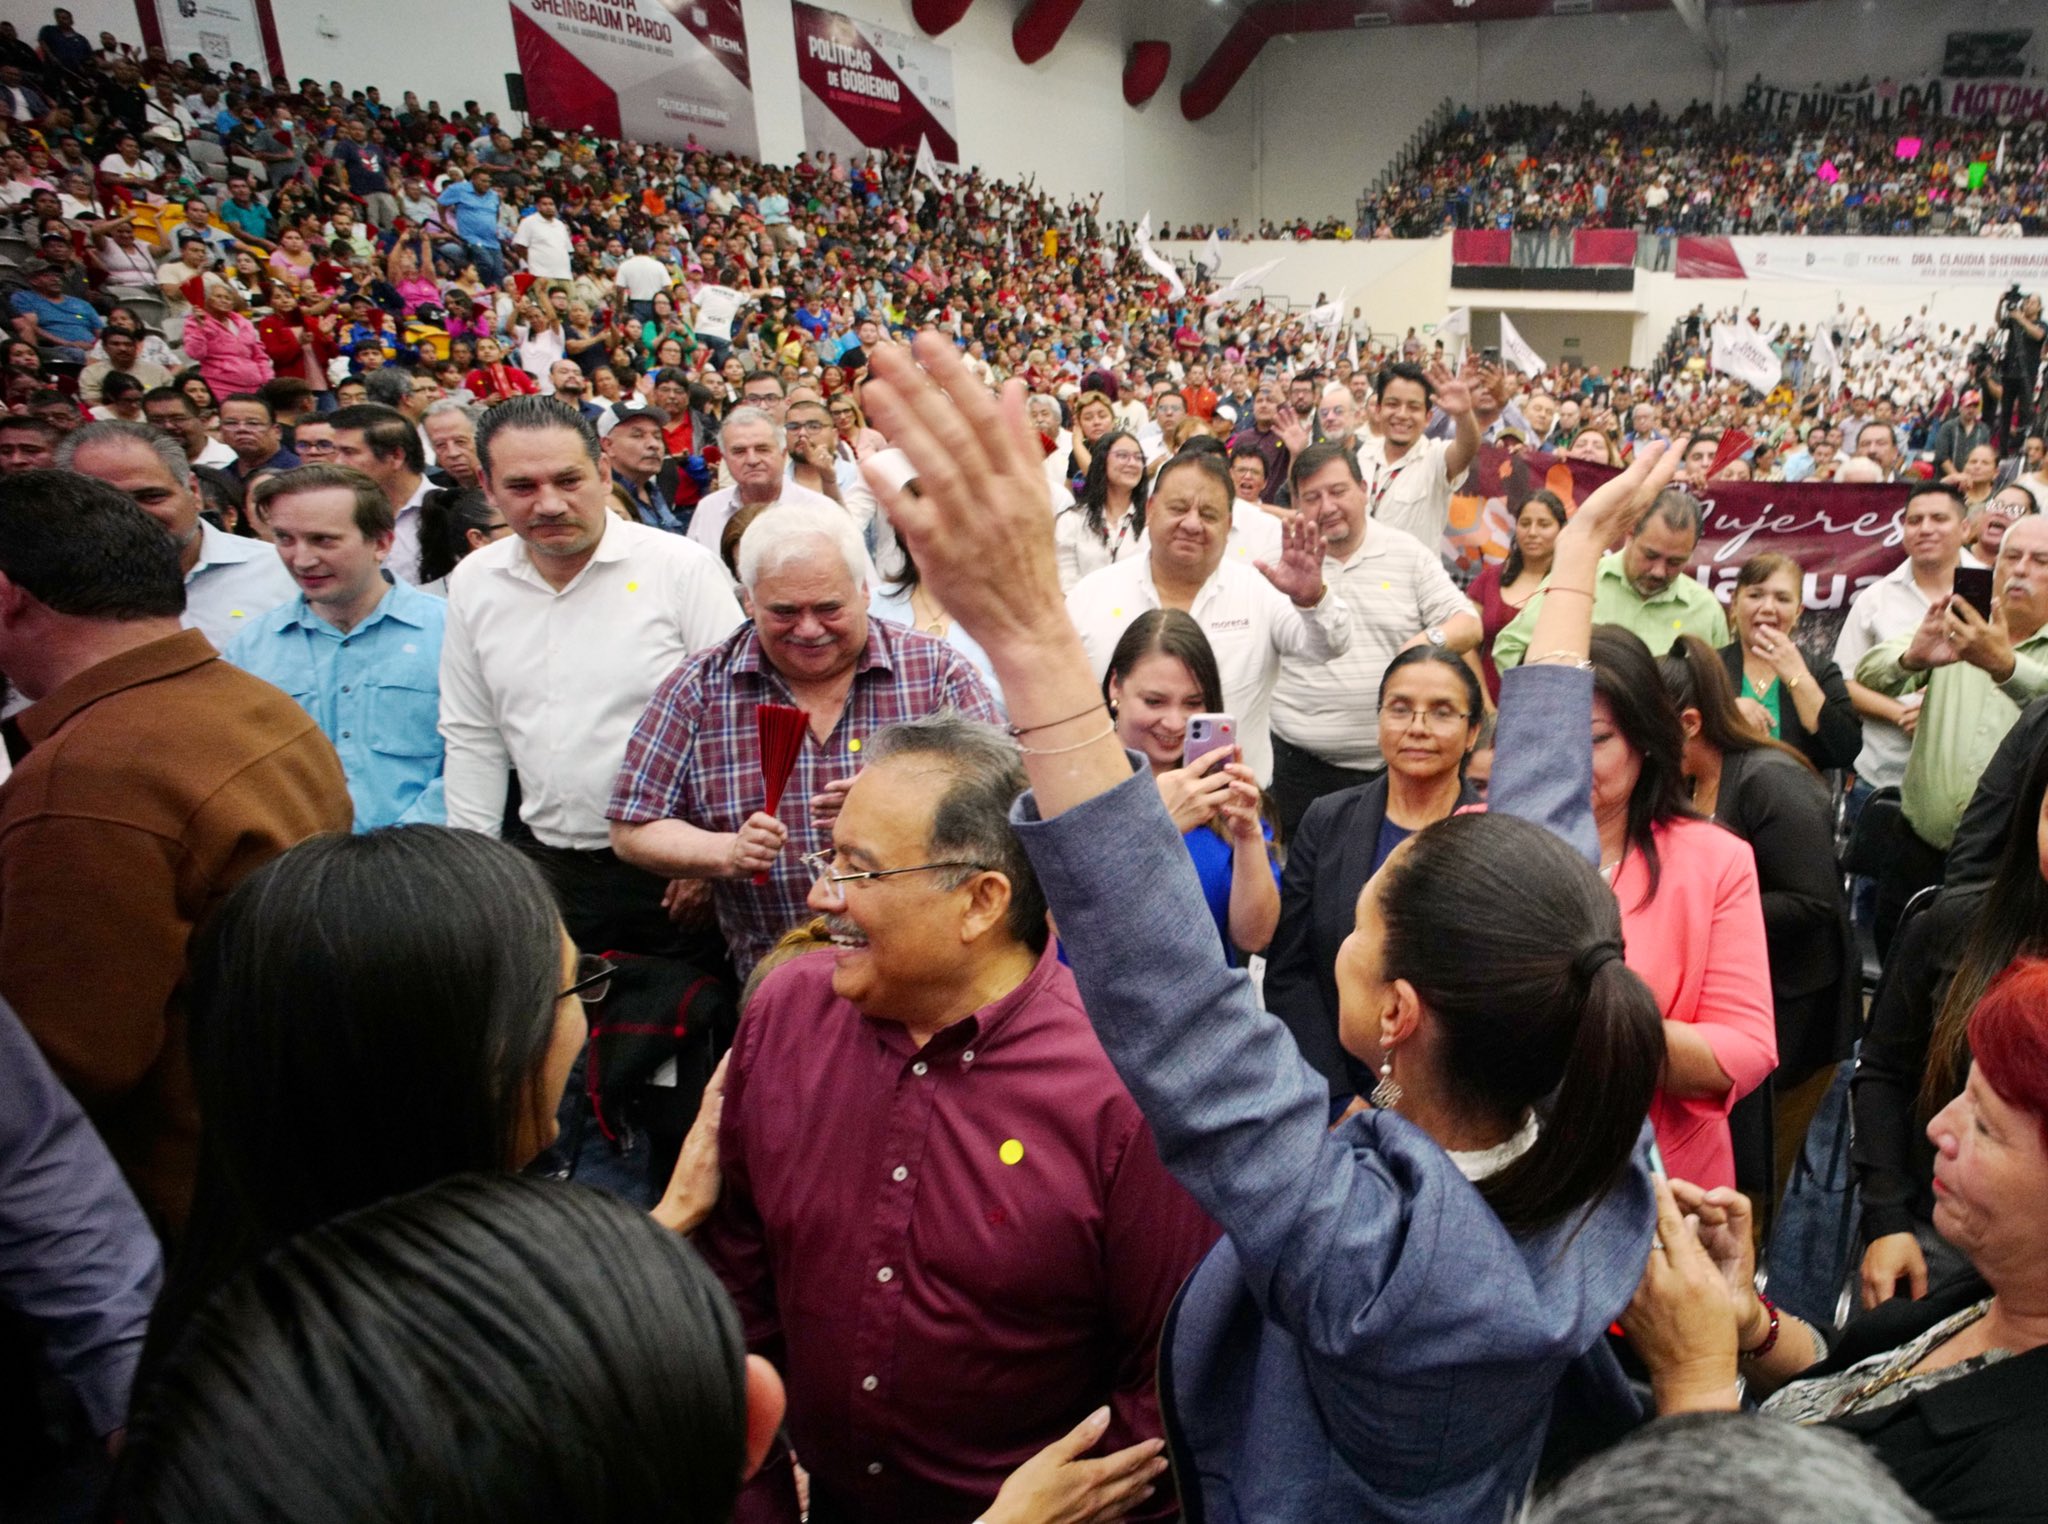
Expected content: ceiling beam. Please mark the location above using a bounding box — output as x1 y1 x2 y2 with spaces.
1667 0 1725 66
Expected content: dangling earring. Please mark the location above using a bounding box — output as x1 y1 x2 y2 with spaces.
1370 1051 1403 1110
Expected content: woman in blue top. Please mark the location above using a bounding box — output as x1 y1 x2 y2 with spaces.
1104 609 1279 965
855 335 1688 1524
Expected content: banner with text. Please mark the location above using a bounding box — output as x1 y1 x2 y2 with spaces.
135 0 283 84
1677 235 2048 288
1446 448 1912 652
1740 74 2048 125
510 0 756 156
791 2 957 163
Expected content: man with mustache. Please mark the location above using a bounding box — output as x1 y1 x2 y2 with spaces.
692 711 1216 1524
439 397 742 958
609 503 998 981
1858 513 2048 948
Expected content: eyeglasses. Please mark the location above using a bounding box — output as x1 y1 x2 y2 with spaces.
1379 701 1474 731
786 420 832 435
800 849 986 891
558 952 616 1003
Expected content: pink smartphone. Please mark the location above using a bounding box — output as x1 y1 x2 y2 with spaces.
1182 714 1237 770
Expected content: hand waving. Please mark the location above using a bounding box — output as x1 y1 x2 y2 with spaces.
1274 403 1312 457
1427 356 1479 418
1254 511 1329 608
858 336 1069 654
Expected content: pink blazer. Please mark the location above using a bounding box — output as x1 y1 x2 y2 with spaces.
1612 816 1776 1191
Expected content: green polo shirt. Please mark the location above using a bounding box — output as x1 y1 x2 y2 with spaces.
1492 552 1730 670
1856 627 2048 849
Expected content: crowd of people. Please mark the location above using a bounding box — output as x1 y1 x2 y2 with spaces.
6 13 2048 1524
1362 98 2047 238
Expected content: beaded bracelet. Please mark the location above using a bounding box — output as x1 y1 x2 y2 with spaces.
1741 1292 1782 1360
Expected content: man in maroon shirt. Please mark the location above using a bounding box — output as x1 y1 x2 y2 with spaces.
698 714 1217 1524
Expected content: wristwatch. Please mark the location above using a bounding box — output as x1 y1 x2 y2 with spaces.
1424 625 1447 648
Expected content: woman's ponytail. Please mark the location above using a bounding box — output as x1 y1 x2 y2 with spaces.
1479 950 1664 1235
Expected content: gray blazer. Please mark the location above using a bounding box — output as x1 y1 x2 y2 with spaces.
1012 664 1655 1524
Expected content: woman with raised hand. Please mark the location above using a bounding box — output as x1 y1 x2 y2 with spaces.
1718 551 1862 771
859 334 1681 1524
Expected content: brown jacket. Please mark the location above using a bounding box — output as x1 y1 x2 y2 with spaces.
0 629 351 1233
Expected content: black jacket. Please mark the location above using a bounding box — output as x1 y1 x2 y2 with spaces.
1264 774 1480 1102
1947 695 2048 890
1717 641 1862 773
1850 887 1983 1243
1713 748 1858 1086
1812 1272 2048 1524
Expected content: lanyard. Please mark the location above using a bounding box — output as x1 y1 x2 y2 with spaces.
1364 446 1423 516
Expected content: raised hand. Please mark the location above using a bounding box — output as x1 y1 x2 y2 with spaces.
1561 436 1683 555
1428 357 1477 417
1254 511 1329 608
858 336 1067 655
1900 595 1959 673
1274 403 1311 457
1946 595 2018 680
1748 623 1813 688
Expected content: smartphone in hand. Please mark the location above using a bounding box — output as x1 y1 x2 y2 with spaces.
1182 714 1236 770
1954 564 1995 621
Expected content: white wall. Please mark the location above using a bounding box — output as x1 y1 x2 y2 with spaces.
271 1 521 118
1158 236 2035 373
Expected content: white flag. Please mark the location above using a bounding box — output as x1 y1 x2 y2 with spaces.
1198 229 1223 275
1710 322 1783 394
1809 325 1842 393
1132 211 1184 299
1439 306 1472 359
1499 313 1545 378
914 134 943 189
1203 257 1282 305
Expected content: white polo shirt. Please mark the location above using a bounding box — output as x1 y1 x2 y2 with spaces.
1270 522 1478 771
438 517 743 850
1066 554 1353 782
685 478 843 558
1355 433 1467 552
182 518 296 650
513 212 575 280
1831 556 1940 790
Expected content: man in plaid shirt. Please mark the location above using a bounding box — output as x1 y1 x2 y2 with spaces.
610 503 999 977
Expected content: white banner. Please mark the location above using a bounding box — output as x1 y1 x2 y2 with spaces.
149 0 266 74
1681 236 2048 287
1711 322 1783 394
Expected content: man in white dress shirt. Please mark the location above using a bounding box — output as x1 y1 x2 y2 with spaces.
686 406 839 561
1066 450 1350 782
1268 441 1482 833
328 404 431 585
58 421 294 650
439 396 743 956
1353 361 1480 553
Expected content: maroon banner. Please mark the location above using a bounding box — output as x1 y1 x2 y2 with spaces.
1675 236 1747 279
1572 229 1637 267
791 2 959 162
1446 446 1913 651
1451 229 1512 266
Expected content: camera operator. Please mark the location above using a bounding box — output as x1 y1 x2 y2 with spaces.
1993 286 2044 455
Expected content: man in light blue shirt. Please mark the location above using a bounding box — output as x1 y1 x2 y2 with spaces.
434 167 505 283
225 464 446 829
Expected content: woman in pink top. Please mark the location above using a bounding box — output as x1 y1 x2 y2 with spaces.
180 280 275 398
1587 626 1775 1190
